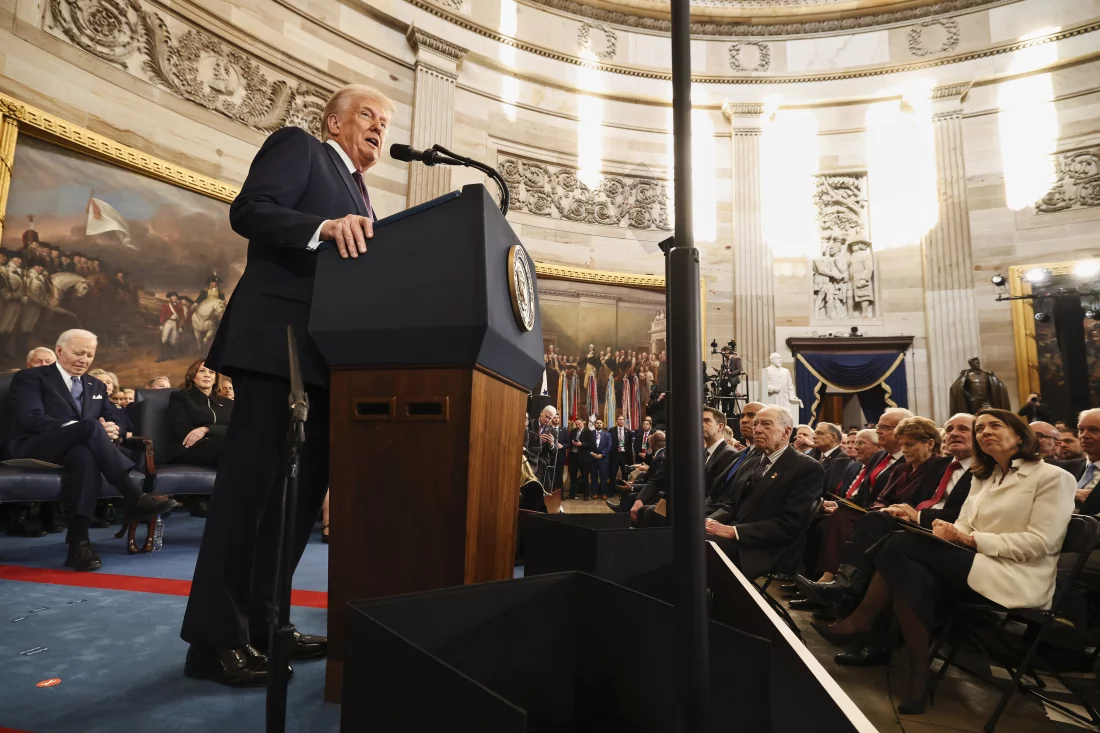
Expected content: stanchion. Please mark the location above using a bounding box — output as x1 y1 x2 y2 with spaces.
668 1 709 731
266 325 309 733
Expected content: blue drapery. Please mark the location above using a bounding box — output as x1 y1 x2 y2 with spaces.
794 352 908 425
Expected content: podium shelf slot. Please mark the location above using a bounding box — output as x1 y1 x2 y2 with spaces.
403 398 449 421
352 398 396 420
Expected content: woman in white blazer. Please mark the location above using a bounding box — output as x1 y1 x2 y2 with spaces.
812 408 1075 715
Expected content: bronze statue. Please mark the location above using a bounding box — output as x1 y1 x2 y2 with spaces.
949 357 1011 414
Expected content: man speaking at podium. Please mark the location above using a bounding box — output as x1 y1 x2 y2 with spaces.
181 85 394 686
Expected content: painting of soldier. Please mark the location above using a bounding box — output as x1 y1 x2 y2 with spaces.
0 136 247 385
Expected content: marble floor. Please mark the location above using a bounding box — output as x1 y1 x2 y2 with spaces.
558 498 1096 731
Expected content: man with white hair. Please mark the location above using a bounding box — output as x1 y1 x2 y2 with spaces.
182 84 395 686
25 346 56 368
704 406 825 579
2 329 175 569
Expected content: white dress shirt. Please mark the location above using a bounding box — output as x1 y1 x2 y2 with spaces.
306 140 359 251
705 439 723 465
916 456 972 523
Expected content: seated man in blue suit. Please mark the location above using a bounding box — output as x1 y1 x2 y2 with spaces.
2 329 175 570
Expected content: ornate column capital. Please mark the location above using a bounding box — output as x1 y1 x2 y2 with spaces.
930 81 972 120
722 102 765 134
406 25 468 77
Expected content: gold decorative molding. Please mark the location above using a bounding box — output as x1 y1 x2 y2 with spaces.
535 262 666 290
0 93 240 207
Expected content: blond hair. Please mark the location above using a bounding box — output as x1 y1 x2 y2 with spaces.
322 85 396 141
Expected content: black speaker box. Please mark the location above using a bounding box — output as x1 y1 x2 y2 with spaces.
341 572 771 732
522 512 674 604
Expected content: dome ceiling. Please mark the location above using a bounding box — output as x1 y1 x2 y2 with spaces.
524 0 1006 35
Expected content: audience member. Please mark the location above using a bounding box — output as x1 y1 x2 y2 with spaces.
25 347 55 368
813 410 1074 716
3 347 61 537
590 418 611 500
632 415 654 464
1030 421 1060 460
1 329 175 570
705 406 824 578
814 422 852 494
166 360 233 468
629 431 667 526
703 406 736 498
1074 409 1100 512
568 418 594 500
793 424 815 455
1017 392 1052 423
608 414 634 488
218 379 235 401
146 376 172 389
704 402 766 515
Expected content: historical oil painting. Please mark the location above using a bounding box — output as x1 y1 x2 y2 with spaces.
0 135 246 385
538 273 667 427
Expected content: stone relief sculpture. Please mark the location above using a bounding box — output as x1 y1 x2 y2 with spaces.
1036 147 1100 213
47 0 326 136
499 155 672 232
728 42 770 72
762 352 802 423
812 174 875 321
907 18 961 57
578 22 617 60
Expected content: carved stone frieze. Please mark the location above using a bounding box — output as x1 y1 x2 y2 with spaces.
812 174 875 321
435 0 465 10
578 22 617 60
407 25 468 64
522 0 1003 37
728 42 770 72
46 0 327 136
907 18 961 57
1036 148 1100 213
499 154 671 231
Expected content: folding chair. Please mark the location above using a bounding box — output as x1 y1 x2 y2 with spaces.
928 514 1100 732
751 497 825 641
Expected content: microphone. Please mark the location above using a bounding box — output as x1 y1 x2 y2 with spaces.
389 144 454 167
389 143 511 216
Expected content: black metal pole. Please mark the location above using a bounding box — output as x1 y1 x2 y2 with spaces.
669 2 709 732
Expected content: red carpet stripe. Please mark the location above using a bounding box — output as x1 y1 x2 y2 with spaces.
0 728 36 733
0 565 327 608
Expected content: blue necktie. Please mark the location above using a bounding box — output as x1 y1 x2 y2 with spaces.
70 376 83 408
1079 463 1097 490
723 449 751 484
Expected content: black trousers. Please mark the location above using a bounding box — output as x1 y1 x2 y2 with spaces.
166 433 226 468
839 510 901 571
609 451 631 486
17 419 134 520
180 370 330 650
569 455 589 498
874 531 983 633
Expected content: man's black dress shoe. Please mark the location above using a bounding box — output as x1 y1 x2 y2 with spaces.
795 575 854 607
253 631 328 660
184 645 269 687
8 517 46 538
835 645 890 667
124 494 179 523
64 541 102 571
787 598 823 611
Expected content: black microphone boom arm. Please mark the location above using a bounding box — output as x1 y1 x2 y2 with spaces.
390 143 510 216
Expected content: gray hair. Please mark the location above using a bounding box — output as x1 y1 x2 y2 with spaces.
856 428 879 444
761 406 794 432
819 422 843 442
540 405 557 418
56 329 97 351
945 413 975 426
1079 408 1100 424
322 84 396 141
881 407 915 421
25 346 56 365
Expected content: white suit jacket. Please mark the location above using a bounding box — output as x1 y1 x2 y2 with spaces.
954 459 1075 609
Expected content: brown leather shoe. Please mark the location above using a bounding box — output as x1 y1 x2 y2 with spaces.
64 541 102 571
184 646 268 687
124 494 179 523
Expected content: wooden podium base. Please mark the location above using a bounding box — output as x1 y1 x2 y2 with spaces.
324 366 526 703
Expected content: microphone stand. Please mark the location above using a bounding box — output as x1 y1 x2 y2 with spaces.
266 325 309 733
421 144 511 216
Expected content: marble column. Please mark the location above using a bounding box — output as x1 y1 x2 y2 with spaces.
922 82 980 423
723 102 774 405
405 26 467 207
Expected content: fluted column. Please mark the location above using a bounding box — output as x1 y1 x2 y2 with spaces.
923 82 979 423
0 105 20 242
724 102 773 403
405 26 467 207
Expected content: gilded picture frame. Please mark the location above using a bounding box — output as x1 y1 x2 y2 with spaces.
1008 259 1092 406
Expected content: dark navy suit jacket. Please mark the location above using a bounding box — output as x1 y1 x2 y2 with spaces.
3 364 125 458
206 129 374 386
592 431 611 467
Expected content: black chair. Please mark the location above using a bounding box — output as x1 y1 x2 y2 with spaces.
754 497 825 641
126 388 218 497
928 514 1100 732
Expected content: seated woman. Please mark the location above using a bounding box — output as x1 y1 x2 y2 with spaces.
165 360 233 467
88 368 132 439
812 409 1075 715
813 417 949 582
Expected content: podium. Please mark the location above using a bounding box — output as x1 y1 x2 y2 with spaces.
309 185 544 701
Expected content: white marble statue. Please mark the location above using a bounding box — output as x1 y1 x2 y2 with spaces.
762 352 803 422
